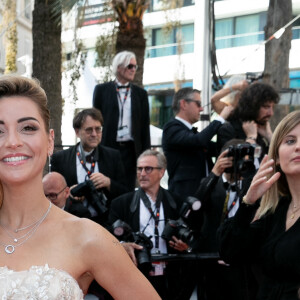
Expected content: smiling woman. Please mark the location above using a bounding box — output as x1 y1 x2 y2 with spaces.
0 75 161 300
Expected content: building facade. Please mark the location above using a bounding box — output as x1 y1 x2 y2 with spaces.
61 0 300 145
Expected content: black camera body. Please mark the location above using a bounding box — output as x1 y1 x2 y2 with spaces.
112 220 153 274
225 143 261 178
71 180 107 215
162 218 195 245
162 196 201 249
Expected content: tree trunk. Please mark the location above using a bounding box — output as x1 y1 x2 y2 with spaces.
264 0 292 130
264 0 292 90
116 32 146 87
32 0 62 148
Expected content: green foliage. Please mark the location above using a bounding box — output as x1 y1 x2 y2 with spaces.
64 41 87 103
94 32 117 82
0 0 18 74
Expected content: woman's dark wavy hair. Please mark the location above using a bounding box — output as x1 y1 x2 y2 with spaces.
229 82 279 121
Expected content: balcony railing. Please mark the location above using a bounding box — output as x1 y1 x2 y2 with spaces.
145 41 194 58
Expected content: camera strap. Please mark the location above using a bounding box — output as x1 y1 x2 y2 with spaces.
77 147 96 177
138 188 162 249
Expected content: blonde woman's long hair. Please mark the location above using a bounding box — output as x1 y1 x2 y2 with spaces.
256 110 300 219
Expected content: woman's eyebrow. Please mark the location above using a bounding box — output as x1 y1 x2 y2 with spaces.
17 117 40 123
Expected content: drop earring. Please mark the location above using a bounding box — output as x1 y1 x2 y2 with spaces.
48 154 52 173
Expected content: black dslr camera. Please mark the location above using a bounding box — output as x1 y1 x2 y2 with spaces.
225 143 261 178
162 197 201 249
70 180 108 215
112 220 153 274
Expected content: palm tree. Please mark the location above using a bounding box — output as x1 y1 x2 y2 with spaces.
32 0 62 148
59 0 149 86
112 0 149 87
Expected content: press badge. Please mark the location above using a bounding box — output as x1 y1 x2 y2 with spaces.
117 125 129 138
149 261 166 276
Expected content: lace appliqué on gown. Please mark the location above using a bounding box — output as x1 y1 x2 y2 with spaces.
0 264 84 299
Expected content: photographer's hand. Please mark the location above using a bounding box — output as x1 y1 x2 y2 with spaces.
121 242 143 266
69 184 85 202
243 121 258 144
212 149 233 176
169 236 189 252
90 172 111 190
243 155 280 206
257 121 272 142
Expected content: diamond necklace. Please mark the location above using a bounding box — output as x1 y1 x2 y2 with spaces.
0 201 52 254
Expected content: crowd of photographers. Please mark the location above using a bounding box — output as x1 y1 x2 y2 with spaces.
44 52 281 300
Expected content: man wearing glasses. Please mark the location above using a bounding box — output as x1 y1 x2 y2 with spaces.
43 172 91 218
162 88 232 299
162 87 231 199
51 108 128 223
93 51 151 191
109 149 190 299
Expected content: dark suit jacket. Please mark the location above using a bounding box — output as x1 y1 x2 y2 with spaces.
51 143 128 202
93 81 151 157
108 187 181 233
64 197 92 218
194 172 252 252
162 118 222 198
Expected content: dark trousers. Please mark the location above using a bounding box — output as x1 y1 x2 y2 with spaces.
116 141 137 191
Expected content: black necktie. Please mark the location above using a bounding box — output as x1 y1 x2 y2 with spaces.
191 127 198 134
85 150 95 163
223 181 237 192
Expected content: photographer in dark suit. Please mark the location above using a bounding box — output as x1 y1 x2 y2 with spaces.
51 108 128 224
162 87 232 198
93 51 151 191
194 139 258 300
108 150 193 300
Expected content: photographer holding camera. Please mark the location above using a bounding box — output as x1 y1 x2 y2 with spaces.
194 139 259 300
51 108 128 225
108 150 192 299
217 82 279 161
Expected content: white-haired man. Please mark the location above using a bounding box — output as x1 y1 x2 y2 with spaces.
93 51 150 191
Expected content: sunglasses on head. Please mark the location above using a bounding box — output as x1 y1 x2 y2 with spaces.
126 64 138 70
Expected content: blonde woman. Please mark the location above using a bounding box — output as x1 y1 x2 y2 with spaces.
219 110 300 300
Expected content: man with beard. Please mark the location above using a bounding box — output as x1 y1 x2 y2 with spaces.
217 82 279 161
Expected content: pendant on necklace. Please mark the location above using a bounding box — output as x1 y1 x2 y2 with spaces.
14 238 18 243
5 245 15 254
291 213 295 219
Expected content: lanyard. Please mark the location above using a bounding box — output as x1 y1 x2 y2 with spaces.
115 83 130 127
139 188 162 249
221 188 239 223
77 150 96 177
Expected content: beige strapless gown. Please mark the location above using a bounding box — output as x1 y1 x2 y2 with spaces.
0 264 84 299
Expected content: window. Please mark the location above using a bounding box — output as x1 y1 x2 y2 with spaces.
148 0 194 13
292 15 300 40
149 94 174 129
146 24 194 58
215 13 266 49
24 0 32 20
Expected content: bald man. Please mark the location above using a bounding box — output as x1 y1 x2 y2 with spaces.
43 172 91 218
